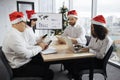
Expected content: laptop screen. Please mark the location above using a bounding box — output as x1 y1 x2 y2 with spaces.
64 37 75 52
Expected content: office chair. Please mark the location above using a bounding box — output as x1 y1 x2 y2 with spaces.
0 47 42 80
78 45 113 80
85 35 91 46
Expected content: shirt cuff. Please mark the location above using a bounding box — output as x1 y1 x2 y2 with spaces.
32 46 42 56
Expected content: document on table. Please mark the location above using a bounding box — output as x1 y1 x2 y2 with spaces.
41 46 57 55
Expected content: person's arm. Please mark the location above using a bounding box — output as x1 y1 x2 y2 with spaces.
36 34 48 45
9 34 42 59
75 25 87 45
96 37 113 59
23 27 37 45
96 39 109 59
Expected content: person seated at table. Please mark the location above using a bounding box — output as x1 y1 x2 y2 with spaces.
2 11 54 80
24 10 46 46
63 15 113 80
58 10 86 46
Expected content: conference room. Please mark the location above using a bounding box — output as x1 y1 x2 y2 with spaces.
0 0 120 80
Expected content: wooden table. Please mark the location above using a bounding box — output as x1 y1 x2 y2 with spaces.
41 43 95 62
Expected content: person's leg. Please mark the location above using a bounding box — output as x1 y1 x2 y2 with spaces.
63 58 94 80
12 53 54 80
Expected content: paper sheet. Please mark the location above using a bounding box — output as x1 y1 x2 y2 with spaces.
41 47 57 55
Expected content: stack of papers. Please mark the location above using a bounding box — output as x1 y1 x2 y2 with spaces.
41 47 57 55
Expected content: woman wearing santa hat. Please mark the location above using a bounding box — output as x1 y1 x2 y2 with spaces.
63 15 113 80
2 11 54 80
61 10 86 46
23 10 44 46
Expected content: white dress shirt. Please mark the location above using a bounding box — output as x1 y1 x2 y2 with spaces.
88 36 113 59
23 26 38 45
2 28 42 68
62 24 86 45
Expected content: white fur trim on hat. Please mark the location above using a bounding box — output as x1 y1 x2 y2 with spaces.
30 14 38 19
91 20 106 26
11 16 26 24
68 15 78 18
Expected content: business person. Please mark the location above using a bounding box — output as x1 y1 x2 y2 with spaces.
61 10 86 45
2 11 54 80
23 10 45 46
64 15 113 80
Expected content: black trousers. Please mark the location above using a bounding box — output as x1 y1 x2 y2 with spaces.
63 57 102 80
12 53 54 80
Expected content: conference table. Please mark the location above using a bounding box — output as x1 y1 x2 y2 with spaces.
41 40 96 80
41 41 95 63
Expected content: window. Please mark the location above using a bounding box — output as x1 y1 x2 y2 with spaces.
54 0 69 13
97 0 120 66
72 0 92 35
97 0 120 40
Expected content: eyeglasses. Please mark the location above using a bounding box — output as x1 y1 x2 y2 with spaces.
17 21 26 24
32 19 37 21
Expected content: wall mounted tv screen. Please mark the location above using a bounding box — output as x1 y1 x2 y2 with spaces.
36 13 62 30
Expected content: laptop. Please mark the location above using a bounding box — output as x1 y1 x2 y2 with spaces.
56 35 66 44
64 37 83 53
64 37 75 53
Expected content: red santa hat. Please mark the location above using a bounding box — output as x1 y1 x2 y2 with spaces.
67 10 78 18
9 11 26 24
26 10 37 20
91 15 106 26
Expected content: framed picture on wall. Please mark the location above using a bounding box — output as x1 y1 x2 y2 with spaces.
17 1 34 15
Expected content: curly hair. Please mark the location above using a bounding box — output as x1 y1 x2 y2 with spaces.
92 24 108 40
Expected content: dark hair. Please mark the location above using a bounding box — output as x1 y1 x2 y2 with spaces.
31 18 37 21
92 24 108 40
26 21 31 27
26 19 37 33
26 18 37 27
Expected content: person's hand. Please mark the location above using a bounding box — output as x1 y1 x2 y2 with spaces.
58 39 66 44
36 34 47 44
36 38 44 44
71 38 78 44
56 35 66 44
38 42 48 51
80 48 89 52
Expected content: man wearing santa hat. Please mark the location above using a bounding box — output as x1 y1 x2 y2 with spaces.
63 15 113 80
2 11 54 80
61 10 86 46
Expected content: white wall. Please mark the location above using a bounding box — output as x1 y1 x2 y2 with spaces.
0 0 38 46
